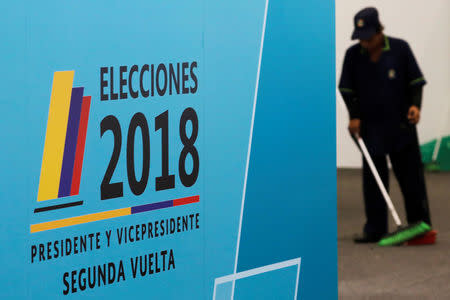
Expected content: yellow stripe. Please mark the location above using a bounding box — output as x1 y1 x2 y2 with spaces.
30 207 131 233
37 71 74 201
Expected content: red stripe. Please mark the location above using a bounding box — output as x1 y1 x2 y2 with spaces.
173 195 200 206
70 96 91 196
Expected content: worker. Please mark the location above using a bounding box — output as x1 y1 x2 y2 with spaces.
339 7 432 243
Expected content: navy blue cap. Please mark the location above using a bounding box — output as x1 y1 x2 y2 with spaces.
351 7 381 40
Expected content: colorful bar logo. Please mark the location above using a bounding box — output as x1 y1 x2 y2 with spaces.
37 71 91 201
30 195 200 233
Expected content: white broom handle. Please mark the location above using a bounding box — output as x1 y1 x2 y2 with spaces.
432 101 450 161
356 136 402 226
432 134 442 162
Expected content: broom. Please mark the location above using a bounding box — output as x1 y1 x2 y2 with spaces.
425 136 442 172
355 135 431 246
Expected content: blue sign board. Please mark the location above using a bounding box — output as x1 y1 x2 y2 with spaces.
0 0 335 298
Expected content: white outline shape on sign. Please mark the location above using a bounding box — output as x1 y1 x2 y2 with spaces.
231 0 269 298
213 258 301 300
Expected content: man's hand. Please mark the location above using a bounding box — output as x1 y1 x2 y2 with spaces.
408 105 420 124
348 118 360 136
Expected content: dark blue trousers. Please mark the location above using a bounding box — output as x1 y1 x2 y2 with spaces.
362 139 432 236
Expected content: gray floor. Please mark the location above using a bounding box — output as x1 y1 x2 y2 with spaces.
338 169 450 300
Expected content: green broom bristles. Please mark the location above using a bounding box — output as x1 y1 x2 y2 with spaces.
378 221 431 246
425 161 441 172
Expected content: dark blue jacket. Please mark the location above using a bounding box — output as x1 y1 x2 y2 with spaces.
339 36 426 155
